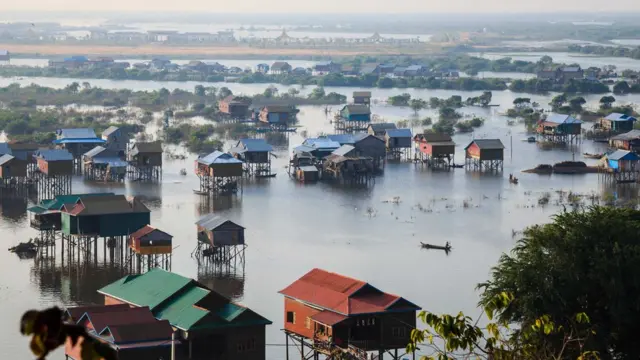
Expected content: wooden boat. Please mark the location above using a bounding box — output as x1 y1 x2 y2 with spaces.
509 174 519 184
8 240 37 254
450 164 464 168
420 241 452 252
256 173 277 178
192 190 208 195
583 152 604 159
527 136 536 143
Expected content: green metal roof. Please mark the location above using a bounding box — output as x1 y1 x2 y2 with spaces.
218 302 246 322
154 286 210 331
27 206 49 214
191 318 273 331
98 268 193 310
38 193 116 211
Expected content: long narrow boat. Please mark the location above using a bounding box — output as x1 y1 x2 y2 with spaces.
583 152 604 159
420 242 452 252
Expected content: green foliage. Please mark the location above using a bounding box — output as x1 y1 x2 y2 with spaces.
613 81 631 95
599 95 615 109
439 107 462 119
480 206 640 359
388 93 411 106
410 99 427 113
510 78 608 94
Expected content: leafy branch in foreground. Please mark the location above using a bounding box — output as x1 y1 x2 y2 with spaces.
406 292 598 360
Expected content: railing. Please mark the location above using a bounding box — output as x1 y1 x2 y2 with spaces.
30 220 55 230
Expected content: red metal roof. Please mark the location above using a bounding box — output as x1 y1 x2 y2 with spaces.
279 268 420 316
106 320 174 344
65 304 129 322
130 225 156 239
67 203 85 216
78 306 157 334
311 311 347 326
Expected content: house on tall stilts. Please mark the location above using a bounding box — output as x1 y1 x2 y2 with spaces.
230 138 274 177
195 151 243 195
127 141 163 182
413 133 456 168
385 128 412 160
279 268 421 360
83 146 127 182
464 139 504 172
33 149 74 200
54 128 105 170
335 105 371 133
98 268 272 360
537 114 582 144
599 150 640 184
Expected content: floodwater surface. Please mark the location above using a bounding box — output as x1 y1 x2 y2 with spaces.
0 79 634 360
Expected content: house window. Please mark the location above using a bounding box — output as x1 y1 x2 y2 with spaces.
247 338 256 351
305 317 311 329
286 311 295 324
392 327 406 338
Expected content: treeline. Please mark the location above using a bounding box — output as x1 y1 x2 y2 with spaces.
568 44 640 60
509 78 610 94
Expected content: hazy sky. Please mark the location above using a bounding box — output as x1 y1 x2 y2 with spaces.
0 0 637 13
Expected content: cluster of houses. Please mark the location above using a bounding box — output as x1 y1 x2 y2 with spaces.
60 266 420 360
536 66 586 83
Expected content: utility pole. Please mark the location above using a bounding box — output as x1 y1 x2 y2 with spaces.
171 332 175 360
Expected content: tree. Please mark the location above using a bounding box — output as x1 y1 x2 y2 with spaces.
308 86 326 100
479 91 492 106
613 81 631 95
540 55 553 65
513 97 531 108
377 77 394 88
65 82 80 93
194 85 205 97
389 93 411 106
439 107 461 119
409 99 427 114
287 87 300 97
480 206 640 359
81 82 91 91
599 95 616 109
158 88 170 98
263 85 279 98
550 94 566 109
218 87 233 98
569 96 586 112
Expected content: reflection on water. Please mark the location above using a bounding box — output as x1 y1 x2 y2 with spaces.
196 195 242 216
0 195 27 222
197 269 246 301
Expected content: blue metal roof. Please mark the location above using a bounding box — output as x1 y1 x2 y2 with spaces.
0 154 15 166
607 150 640 161
54 138 106 144
302 138 341 150
237 138 273 152
57 128 99 139
545 114 582 125
604 113 637 122
293 145 315 154
34 149 74 161
92 157 128 167
0 142 12 156
326 134 357 145
83 146 107 158
197 151 242 166
332 145 356 157
386 128 412 138
406 65 425 71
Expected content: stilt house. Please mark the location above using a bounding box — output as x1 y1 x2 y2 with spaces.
610 130 640 151
0 154 27 179
219 95 251 119
414 133 456 166
101 126 127 156
537 114 582 143
353 91 372 107
64 305 175 360
464 139 505 171
196 215 245 248
279 268 421 358
128 141 163 167
367 123 396 137
54 128 105 158
34 149 74 175
385 128 412 151
28 193 115 232
98 268 272 360
599 113 637 133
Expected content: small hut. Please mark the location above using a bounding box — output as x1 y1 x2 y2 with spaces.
230 138 274 177
259 105 295 126
600 150 640 183
296 165 319 182
385 128 412 159
464 139 505 171
537 114 582 144
298 138 341 160
101 126 127 156
128 141 162 181
367 123 396 137
0 154 28 194
336 105 371 133
218 95 251 119
129 225 173 271
609 130 640 151
353 91 372 107
83 146 127 182
54 128 105 162
599 113 637 134
195 215 246 263
33 149 74 199
195 151 244 195
414 133 456 167
323 145 374 184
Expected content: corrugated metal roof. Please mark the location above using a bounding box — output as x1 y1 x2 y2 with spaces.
386 128 412 138
131 141 162 155
106 320 174 344
98 268 194 310
303 138 341 150
311 311 347 326
153 286 210 330
332 145 356 157
545 113 582 125
263 105 293 113
54 138 106 144
65 304 130 322
218 302 246 322
83 146 107 159
343 104 371 115
92 158 128 167
293 145 315 154
237 138 273 152
0 154 15 166
406 64 425 71
466 139 505 150
300 166 319 172
57 128 99 139
73 195 149 216
561 66 581 72
326 134 357 145
78 306 157 334
414 133 454 143
197 151 243 166
611 130 640 141
607 150 640 161
604 113 637 122
0 143 12 155
34 149 74 161
368 123 396 132
195 214 244 231
353 91 371 97
101 126 120 137
279 268 420 316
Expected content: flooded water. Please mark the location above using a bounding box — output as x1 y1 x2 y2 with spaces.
477 52 640 71
0 76 637 360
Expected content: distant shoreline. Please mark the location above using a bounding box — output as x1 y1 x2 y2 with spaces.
0 43 437 60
